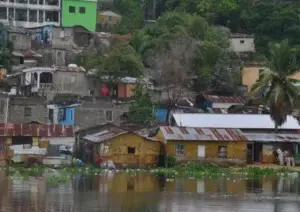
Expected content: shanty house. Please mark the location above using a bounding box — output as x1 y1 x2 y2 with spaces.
171 114 300 164
77 124 162 168
0 123 73 165
156 126 247 162
195 94 246 113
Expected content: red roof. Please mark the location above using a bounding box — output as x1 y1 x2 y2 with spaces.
0 124 73 137
204 95 245 104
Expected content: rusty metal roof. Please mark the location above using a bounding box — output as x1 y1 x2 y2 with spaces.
159 127 246 141
244 133 300 143
203 95 246 104
0 124 73 137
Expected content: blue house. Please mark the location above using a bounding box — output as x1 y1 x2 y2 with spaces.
57 106 75 126
47 104 80 126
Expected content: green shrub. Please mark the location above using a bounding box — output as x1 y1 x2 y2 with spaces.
166 156 176 167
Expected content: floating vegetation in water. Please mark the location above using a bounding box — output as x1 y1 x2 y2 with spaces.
0 163 296 186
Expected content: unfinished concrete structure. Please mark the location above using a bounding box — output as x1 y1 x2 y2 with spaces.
0 0 60 28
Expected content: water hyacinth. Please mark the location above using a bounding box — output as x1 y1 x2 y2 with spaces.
0 163 296 186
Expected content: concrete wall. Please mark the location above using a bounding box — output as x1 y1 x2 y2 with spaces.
9 32 31 50
74 99 129 129
8 97 47 123
52 71 90 96
51 27 74 48
0 95 9 123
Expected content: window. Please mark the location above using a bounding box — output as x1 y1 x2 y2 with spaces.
108 16 112 21
0 7 6 20
240 40 245 44
69 6 75 13
128 147 135 154
218 146 227 158
79 7 85 14
106 110 113 122
89 90 94 96
58 108 66 121
175 144 184 157
24 107 31 117
48 109 53 123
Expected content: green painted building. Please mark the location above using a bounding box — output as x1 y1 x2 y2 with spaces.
61 0 97 32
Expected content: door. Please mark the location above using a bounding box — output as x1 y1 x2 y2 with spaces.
247 143 254 164
197 145 205 157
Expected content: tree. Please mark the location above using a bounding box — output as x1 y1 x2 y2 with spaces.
97 41 144 81
114 0 145 34
249 40 299 129
149 37 196 107
127 83 157 126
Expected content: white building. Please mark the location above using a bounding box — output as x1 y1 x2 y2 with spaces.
230 33 255 53
0 0 60 28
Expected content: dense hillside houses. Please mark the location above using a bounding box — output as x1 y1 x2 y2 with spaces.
0 0 299 167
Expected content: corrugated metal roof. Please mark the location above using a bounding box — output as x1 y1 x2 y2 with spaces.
204 95 245 104
244 133 300 143
82 125 159 143
83 127 128 143
160 127 246 141
0 124 73 137
172 114 300 130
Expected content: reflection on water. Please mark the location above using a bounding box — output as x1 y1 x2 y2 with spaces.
1 171 300 212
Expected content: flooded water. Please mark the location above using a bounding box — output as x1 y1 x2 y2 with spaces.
1 171 300 212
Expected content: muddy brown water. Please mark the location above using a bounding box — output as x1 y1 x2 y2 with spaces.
1 171 300 212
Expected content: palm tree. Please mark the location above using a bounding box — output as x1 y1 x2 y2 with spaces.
249 40 299 130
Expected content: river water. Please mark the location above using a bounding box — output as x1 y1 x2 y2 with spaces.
0 171 300 212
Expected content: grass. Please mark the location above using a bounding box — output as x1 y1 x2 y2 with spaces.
0 163 296 186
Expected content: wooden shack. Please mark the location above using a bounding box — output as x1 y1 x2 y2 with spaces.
156 126 247 162
81 124 162 168
0 123 73 165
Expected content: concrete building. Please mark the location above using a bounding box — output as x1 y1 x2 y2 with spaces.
74 97 129 129
7 65 90 100
61 0 97 31
8 96 48 123
230 34 255 53
0 0 60 28
28 25 91 66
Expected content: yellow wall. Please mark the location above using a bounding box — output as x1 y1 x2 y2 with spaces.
126 84 136 98
242 66 300 91
242 66 264 91
166 140 247 160
93 133 162 167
